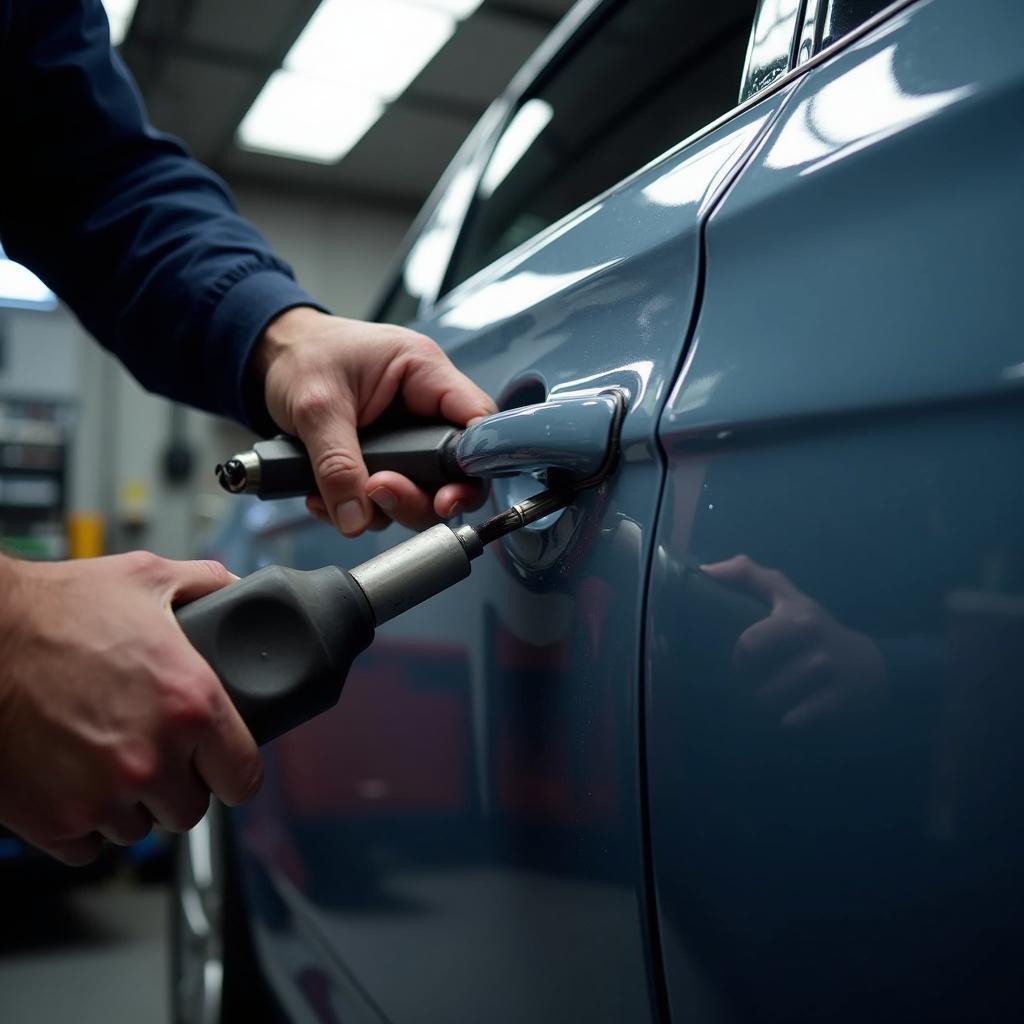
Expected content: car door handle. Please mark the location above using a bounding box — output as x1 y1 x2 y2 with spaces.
217 391 624 499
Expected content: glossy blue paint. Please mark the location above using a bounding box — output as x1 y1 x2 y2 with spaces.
648 0 1024 1019
232 93 789 1023
454 392 619 480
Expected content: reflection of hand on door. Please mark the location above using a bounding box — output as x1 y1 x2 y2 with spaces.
701 555 887 731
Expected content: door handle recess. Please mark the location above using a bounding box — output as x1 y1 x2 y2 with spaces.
217 391 624 499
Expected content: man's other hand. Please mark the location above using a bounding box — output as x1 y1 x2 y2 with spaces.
0 554 261 865
254 308 496 536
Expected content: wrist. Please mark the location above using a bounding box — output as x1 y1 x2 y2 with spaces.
0 556 30 663
244 305 325 435
252 306 328 379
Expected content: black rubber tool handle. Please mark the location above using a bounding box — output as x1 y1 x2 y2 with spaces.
236 421 468 500
175 565 376 745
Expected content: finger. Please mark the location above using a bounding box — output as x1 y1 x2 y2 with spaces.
701 555 798 605
733 611 814 678
143 763 212 834
193 685 264 808
783 689 842 731
98 803 154 846
755 651 830 714
164 559 237 607
306 494 330 524
40 834 105 867
434 481 488 519
299 403 373 537
395 341 496 426
367 471 437 531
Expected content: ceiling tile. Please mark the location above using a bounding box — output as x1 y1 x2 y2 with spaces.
148 57 259 161
496 0 577 20
223 105 473 206
182 0 319 59
409 9 548 108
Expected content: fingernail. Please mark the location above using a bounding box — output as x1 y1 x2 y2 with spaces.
369 488 397 513
336 499 366 535
447 501 464 519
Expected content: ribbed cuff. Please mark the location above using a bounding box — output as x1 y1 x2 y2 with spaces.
205 267 327 430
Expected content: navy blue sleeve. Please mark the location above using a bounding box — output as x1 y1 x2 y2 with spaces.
0 0 323 427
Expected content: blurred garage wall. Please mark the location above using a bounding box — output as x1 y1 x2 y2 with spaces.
72 188 413 561
0 0 574 561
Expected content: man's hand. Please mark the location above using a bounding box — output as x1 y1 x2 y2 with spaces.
0 553 261 865
702 555 887 731
252 308 497 537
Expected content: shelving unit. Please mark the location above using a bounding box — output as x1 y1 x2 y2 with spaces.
0 397 72 560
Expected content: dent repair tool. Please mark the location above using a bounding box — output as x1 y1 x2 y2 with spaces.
216 420 469 499
177 392 625 745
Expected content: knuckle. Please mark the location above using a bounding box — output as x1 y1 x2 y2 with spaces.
729 554 754 576
123 549 165 579
163 673 216 731
791 610 820 638
408 331 442 357
111 747 158 794
314 448 361 486
291 385 334 430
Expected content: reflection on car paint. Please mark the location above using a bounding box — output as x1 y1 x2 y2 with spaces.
649 409 1024 1021
764 43 975 173
232 68 792 1024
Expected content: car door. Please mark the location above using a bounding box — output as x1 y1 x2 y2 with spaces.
646 0 1024 1021
233 1 799 1021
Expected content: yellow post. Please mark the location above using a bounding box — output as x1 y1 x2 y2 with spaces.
67 512 105 559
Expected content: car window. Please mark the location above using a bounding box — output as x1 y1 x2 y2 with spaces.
820 0 894 48
377 274 421 326
442 0 758 295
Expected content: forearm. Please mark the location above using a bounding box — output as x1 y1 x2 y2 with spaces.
0 0 322 426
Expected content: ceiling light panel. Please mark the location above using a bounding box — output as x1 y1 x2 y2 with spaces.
237 70 384 164
420 0 485 15
286 0 457 102
0 247 57 310
101 0 138 46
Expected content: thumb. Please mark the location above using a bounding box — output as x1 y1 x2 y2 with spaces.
166 559 237 607
299 410 372 537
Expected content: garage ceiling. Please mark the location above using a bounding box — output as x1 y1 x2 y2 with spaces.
121 0 578 211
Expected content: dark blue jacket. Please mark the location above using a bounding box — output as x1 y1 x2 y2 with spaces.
0 0 319 426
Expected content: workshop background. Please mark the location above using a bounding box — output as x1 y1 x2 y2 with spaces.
0 1 573 1021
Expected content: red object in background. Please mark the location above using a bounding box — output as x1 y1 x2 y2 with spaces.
276 640 470 818
495 576 622 824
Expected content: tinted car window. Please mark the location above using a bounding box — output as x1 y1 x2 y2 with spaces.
377 274 421 325
820 0 893 48
444 0 758 294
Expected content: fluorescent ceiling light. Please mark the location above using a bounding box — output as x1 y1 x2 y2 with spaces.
237 0 480 165
481 99 554 196
421 0 485 15
286 0 456 102
101 0 138 46
0 248 57 310
238 70 384 164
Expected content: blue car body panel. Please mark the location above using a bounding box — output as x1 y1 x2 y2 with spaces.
221 0 1024 1020
234 93 788 1023
649 0 1024 1019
